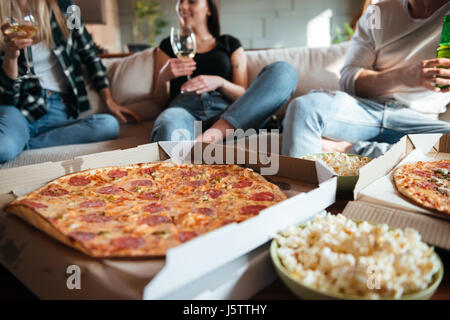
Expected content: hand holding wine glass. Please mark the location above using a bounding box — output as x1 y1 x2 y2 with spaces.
170 26 196 81
1 22 32 59
1 0 38 80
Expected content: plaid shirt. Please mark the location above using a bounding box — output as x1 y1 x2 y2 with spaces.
0 0 109 123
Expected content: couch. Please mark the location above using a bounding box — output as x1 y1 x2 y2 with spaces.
1 42 449 170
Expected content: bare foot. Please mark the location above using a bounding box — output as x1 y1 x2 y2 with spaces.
197 118 235 143
321 138 354 153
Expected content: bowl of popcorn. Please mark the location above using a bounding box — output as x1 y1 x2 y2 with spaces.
271 214 443 300
300 153 372 193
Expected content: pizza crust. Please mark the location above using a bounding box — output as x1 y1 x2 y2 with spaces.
6 204 94 257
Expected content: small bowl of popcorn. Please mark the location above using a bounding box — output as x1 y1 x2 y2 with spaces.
300 153 372 194
270 214 443 300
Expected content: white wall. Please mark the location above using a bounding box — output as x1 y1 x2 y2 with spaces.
119 0 363 50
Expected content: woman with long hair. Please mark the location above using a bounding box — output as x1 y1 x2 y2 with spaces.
150 0 298 143
0 0 140 163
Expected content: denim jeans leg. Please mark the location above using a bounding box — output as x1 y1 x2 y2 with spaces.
349 141 394 158
350 105 450 158
200 91 231 128
0 106 30 163
28 114 119 149
282 91 384 158
150 107 198 142
150 91 231 142
28 91 119 149
221 61 298 130
382 105 450 138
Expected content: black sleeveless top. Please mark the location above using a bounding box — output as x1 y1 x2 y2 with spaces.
159 34 242 99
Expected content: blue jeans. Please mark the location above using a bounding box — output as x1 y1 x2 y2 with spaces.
150 61 298 142
282 90 450 159
0 90 120 163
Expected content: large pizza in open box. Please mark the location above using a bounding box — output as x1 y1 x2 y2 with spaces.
6 163 287 258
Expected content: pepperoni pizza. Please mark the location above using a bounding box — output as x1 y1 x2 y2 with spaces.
393 160 450 215
6 163 287 258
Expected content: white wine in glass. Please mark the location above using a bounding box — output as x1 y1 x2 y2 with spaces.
170 26 196 80
6 0 39 80
4 24 37 39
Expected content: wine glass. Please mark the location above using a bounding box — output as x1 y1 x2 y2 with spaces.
4 0 38 80
170 26 196 81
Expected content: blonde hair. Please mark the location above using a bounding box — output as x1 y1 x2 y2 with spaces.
0 0 69 51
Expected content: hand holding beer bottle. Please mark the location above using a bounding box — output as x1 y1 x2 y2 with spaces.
435 14 450 89
397 15 450 93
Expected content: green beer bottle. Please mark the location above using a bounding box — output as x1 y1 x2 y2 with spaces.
436 15 450 88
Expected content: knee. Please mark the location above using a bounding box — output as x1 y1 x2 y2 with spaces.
0 105 20 115
89 114 120 141
265 61 298 89
155 108 194 128
285 94 322 120
0 106 27 124
152 108 195 142
0 135 23 163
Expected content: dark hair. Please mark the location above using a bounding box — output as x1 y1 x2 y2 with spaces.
207 0 220 37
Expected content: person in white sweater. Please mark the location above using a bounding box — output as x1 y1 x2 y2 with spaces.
282 0 450 158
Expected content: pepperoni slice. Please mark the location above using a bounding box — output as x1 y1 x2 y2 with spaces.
79 200 106 208
205 189 223 199
97 186 122 194
68 176 91 186
413 170 432 178
187 180 206 188
240 205 266 215
140 215 171 226
143 203 164 213
251 192 275 201
140 192 163 200
108 170 128 179
110 236 145 250
130 180 153 187
142 167 155 175
20 200 48 209
232 181 253 188
69 231 96 242
197 207 214 216
181 170 198 177
179 231 198 242
210 172 229 180
440 163 450 169
41 187 69 197
417 182 435 191
81 213 112 223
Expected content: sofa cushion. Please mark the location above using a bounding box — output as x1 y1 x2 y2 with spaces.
81 48 163 122
246 42 350 99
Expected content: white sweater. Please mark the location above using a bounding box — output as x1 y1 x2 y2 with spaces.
340 0 450 116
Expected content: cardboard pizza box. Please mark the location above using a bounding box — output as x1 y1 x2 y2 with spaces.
343 133 450 250
0 140 337 300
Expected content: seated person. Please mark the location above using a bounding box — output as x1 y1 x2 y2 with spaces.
282 0 450 159
0 0 140 163
151 0 298 144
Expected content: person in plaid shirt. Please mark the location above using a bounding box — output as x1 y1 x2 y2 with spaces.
0 0 140 163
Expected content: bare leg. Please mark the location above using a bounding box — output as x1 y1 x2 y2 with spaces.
321 138 354 153
197 118 234 143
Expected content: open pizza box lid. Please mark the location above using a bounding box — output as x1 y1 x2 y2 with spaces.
343 134 450 250
0 140 337 299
